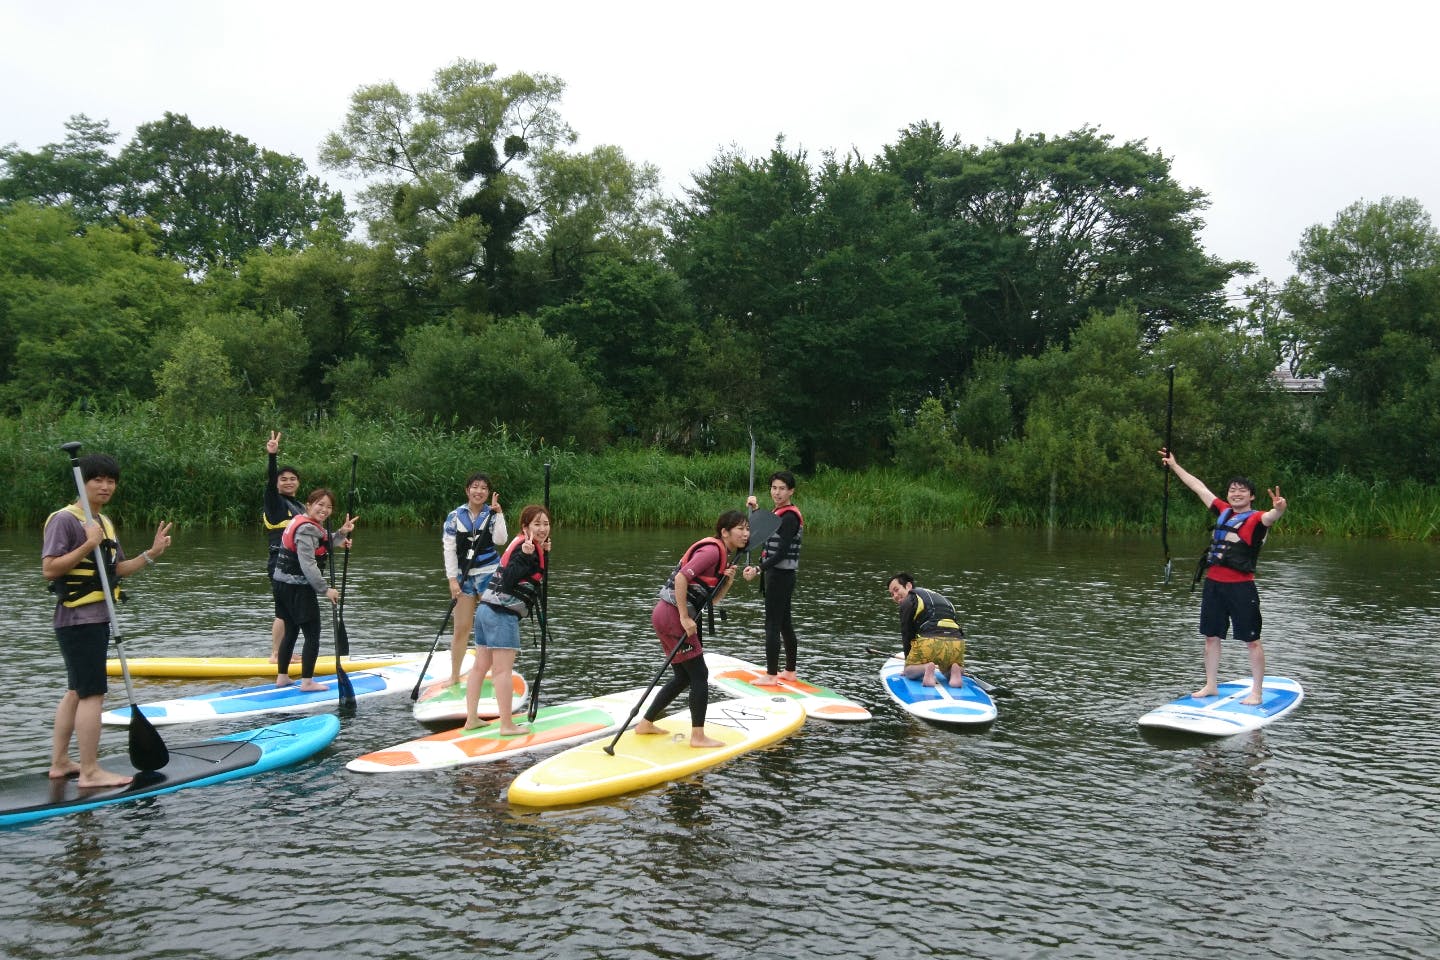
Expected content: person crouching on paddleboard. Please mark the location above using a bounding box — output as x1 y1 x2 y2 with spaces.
886 573 966 688
636 511 757 748
43 453 173 788
464 503 549 735
1159 450 1287 705
272 488 356 692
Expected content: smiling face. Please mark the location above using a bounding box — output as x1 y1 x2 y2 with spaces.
466 478 491 509
722 520 751 552
887 578 912 605
306 494 335 522
525 511 551 543
1226 482 1256 511
277 471 300 497
83 475 117 509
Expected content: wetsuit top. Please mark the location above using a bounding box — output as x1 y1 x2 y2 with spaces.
760 504 803 571
897 586 963 655
481 535 546 618
1203 499 1267 583
263 453 305 552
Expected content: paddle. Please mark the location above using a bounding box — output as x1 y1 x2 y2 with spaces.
327 457 357 711
863 647 1015 698
409 599 457 701
336 453 357 657
527 462 552 723
1161 363 1176 584
604 549 734 756
59 441 169 772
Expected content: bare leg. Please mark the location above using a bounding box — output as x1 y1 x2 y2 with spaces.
450 594 477 687
463 646 495 729
269 617 285 662
74 694 132 788
1192 636 1222 698
489 648 526 735
48 690 81 778
1242 640 1266 705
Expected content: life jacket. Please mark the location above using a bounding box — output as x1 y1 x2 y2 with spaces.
1205 508 1261 574
910 587 963 637
451 504 499 575
481 536 546 617
658 537 728 617
762 504 803 570
46 504 125 608
275 514 329 579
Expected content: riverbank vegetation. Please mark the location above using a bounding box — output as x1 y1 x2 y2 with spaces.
4 61 1439 539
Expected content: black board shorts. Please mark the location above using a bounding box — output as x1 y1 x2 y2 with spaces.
56 621 110 698
1199 578 1262 642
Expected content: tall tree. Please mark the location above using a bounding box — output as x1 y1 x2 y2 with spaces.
0 114 120 223
117 113 349 271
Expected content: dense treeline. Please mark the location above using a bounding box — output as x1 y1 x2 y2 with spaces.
4 59 1440 533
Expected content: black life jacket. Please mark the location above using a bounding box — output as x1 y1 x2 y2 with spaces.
482 536 546 617
659 536 728 617
275 514 329 579
910 587 963 637
762 504 803 570
452 505 500 575
46 505 125 607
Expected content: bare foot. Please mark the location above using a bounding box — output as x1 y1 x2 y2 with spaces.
298 680 328 692
1192 685 1218 699
778 670 798 682
497 724 528 736
77 768 134 789
463 715 486 730
947 668 965 687
921 664 938 687
752 674 780 687
690 734 724 748
634 719 664 735
1242 691 1264 706
275 677 293 689
48 760 81 779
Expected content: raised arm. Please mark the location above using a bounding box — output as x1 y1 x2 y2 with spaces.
1159 449 1217 506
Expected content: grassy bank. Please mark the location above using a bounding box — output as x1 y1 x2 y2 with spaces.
2 408 1438 540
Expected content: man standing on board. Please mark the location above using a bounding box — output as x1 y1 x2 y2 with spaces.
746 471 803 686
1160 449 1287 704
42 453 172 787
263 431 305 662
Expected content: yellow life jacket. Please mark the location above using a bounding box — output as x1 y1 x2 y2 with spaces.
46 504 124 608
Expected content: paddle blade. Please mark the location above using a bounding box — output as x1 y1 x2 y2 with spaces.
336 661 356 712
335 619 351 657
127 710 169 772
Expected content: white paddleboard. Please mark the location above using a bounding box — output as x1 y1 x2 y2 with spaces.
1138 676 1304 736
704 653 870 721
347 687 657 773
880 656 997 727
412 673 529 725
506 695 805 807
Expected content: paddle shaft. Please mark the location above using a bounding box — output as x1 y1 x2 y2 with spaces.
59 441 169 771
410 599 457 700
527 462 552 723
1161 364 1175 582
604 551 734 755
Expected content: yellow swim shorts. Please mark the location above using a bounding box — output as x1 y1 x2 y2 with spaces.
906 635 965 672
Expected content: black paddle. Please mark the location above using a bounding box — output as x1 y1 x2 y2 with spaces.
409 599 457 701
604 552 733 756
327 456 357 711
336 453 357 657
59 441 169 773
864 646 1015 698
526 462 552 723
1161 363 1176 584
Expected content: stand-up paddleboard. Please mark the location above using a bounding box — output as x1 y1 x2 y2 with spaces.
411 673 530 725
1137 676 1304 736
507 695 805 807
100 656 465 727
880 657 997 727
704 653 870 721
107 652 428 679
0 714 339 827
348 687 658 773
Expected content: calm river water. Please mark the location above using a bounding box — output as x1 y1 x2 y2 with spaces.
0 523 1436 960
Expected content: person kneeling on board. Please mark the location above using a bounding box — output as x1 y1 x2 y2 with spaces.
887 573 965 688
636 511 756 748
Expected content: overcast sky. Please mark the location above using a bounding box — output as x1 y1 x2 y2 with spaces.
4 0 1436 287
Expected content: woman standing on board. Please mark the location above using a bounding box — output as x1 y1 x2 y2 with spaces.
464 503 549 735
635 511 755 748
442 473 507 688
272 488 356 691
1159 449 1287 705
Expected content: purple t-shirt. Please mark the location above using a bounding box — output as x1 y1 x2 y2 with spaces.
42 507 125 628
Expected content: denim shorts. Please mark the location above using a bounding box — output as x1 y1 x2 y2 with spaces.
474 603 523 650
458 570 494 598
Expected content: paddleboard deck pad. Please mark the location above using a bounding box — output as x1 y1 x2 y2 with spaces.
1137 676 1304 736
100 656 466 727
507 695 805 807
412 673 530 725
348 687 657 772
880 657 997 727
108 652 427 678
704 653 870 721
0 714 339 827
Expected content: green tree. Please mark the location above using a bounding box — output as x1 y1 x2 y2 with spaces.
154 327 242 419
117 112 349 270
0 114 120 223
1280 196 1440 479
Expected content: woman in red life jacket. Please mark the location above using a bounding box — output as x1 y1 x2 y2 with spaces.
464 503 550 735
271 488 357 691
1160 449 1287 705
635 510 756 748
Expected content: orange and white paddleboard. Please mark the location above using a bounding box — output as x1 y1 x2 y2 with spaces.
704 653 871 722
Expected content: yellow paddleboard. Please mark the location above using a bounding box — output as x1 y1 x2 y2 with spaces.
507 695 805 807
106 652 428 678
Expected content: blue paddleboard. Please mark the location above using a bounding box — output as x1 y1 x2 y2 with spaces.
879 657 996 727
1137 675 1304 736
0 714 340 827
